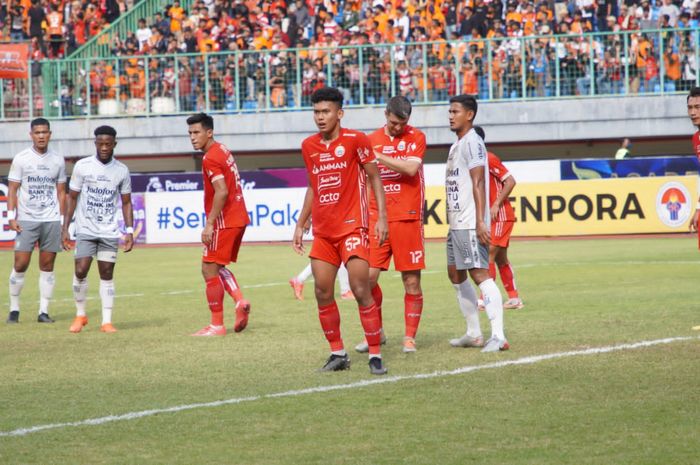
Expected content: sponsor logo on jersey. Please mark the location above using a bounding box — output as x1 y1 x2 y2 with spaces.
382 145 395 154
312 160 347 175
397 140 406 151
447 168 459 177
318 172 341 192
655 181 691 228
335 145 345 158
379 165 402 180
383 183 401 193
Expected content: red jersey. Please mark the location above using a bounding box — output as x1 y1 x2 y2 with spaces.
693 131 700 161
202 141 250 229
301 128 374 240
488 152 516 223
368 125 426 222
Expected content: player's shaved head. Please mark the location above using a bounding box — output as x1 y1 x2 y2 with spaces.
187 113 214 130
311 87 344 109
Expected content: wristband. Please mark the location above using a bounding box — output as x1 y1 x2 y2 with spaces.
125 226 134 234
60 217 64 225
7 210 16 220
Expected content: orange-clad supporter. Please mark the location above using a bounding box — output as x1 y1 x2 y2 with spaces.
462 61 478 94
472 125 523 310
169 0 185 33
187 113 251 337
293 87 389 375
359 96 427 354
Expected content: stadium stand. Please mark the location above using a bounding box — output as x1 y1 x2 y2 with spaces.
1 0 699 118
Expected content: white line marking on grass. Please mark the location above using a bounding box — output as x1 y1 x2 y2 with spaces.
1 336 696 438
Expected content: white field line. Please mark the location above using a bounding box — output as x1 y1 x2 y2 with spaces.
0 335 695 438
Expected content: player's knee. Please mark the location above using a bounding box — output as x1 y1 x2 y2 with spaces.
314 285 334 304
74 268 89 280
447 268 461 284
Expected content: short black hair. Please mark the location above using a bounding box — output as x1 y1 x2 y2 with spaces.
30 118 50 130
688 87 700 102
94 125 117 137
473 125 485 141
386 95 412 119
186 112 214 130
310 87 344 108
449 94 478 117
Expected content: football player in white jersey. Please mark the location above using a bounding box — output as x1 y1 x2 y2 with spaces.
61 125 134 333
6 118 66 324
445 95 508 352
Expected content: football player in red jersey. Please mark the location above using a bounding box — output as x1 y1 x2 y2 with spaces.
293 87 389 375
355 96 427 354
474 126 523 309
187 113 251 336
687 87 700 236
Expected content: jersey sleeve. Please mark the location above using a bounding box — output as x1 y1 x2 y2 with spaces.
203 153 226 184
119 167 132 194
488 153 512 182
69 163 83 192
464 135 486 170
356 132 376 165
57 157 67 184
406 131 426 164
7 157 22 183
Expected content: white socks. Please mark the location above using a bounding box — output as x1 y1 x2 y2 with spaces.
453 281 482 338
9 269 25 312
99 280 115 325
38 271 55 315
73 275 89 317
478 278 505 340
337 264 351 294
296 264 312 282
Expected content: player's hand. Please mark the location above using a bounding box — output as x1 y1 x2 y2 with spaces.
490 205 499 222
201 223 214 246
8 219 21 232
476 220 491 246
375 216 388 246
690 210 699 232
61 228 72 251
292 224 305 255
123 234 134 253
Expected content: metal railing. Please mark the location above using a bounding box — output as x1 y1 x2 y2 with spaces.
2 27 698 120
68 0 194 60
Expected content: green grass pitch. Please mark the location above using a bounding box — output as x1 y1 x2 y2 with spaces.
1 236 698 464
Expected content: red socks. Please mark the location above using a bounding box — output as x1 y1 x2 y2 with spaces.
498 263 519 299
488 262 497 280
205 277 225 326
318 302 343 352
371 283 383 327
358 303 382 355
404 293 423 339
219 267 244 303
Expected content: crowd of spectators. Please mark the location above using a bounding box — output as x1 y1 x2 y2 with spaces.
2 0 700 116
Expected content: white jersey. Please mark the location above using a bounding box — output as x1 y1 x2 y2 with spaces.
8 146 66 222
445 128 490 230
69 156 132 239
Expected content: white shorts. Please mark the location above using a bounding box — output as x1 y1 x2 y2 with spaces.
446 229 488 270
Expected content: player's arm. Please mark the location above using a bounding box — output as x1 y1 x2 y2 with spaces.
690 196 700 232
470 166 490 245
202 177 228 246
293 182 313 255
57 182 66 219
491 174 516 221
7 180 21 232
364 161 388 245
62 189 80 250
374 151 422 176
121 193 134 253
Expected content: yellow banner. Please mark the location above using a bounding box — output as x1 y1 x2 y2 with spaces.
423 175 698 237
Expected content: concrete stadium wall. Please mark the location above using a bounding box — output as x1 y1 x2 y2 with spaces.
0 94 693 162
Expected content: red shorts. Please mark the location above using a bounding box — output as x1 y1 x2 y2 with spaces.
310 229 369 267
491 221 514 248
369 219 425 271
202 226 246 265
